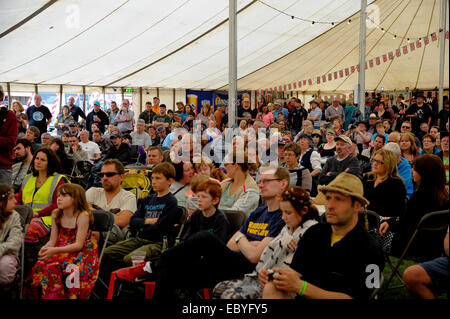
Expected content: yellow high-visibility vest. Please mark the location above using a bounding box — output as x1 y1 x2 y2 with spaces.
21 173 68 227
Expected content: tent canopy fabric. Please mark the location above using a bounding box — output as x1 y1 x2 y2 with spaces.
0 0 447 92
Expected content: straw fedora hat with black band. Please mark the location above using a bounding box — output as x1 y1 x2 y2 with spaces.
314 172 370 207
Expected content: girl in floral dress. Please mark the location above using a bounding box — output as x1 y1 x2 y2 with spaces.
31 184 99 299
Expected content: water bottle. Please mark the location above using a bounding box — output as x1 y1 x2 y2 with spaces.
162 236 169 252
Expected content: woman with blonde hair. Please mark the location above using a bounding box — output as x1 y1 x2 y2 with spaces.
12 101 28 135
400 132 419 166
363 149 406 219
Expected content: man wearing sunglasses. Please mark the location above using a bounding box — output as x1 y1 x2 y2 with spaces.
86 158 137 245
400 121 422 149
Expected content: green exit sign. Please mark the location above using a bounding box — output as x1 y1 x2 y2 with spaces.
125 88 133 93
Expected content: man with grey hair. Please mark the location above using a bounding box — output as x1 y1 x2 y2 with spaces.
40 132 52 147
325 98 345 125
387 131 401 144
115 99 134 133
131 119 152 151
384 142 413 198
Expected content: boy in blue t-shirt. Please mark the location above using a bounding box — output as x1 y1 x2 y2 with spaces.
152 164 291 299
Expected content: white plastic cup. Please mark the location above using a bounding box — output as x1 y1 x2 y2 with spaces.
130 251 146 266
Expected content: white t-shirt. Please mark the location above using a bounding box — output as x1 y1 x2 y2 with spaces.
85 187 137 213
79 141 101 163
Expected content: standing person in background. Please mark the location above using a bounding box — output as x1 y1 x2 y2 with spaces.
139 102 155 127
0 86 19 185
237 96 256 124
214 102 226 130
153 104 171 129
115 99 134 134
308 100 322 130
152 97 161 115
26 94 52 138
67 95 86 125
405 95 433 135
12 101 28 135
106 101 120 125
85 101 109 135
437 100 449 132
343 100 356 132
325 98 345 125
289 98 308 138
54 105 74 136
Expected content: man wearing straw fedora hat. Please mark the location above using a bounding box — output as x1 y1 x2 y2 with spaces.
262 172 384 299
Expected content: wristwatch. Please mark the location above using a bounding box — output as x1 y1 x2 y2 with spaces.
235 234 245 244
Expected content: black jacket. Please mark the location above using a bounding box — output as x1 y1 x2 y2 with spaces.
86 109 109 133
104 142 132 165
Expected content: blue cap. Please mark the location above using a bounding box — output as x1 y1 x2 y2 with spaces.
93 101 100 106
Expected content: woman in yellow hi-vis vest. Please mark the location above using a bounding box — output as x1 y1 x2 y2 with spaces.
16 148 68 243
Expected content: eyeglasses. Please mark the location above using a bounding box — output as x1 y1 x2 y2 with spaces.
402 126 411 129
99 172 120 178
372 159 385 165
259 178 281 185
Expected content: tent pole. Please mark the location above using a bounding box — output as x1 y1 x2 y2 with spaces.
59 84 63 114
102 86 106 110
438 0 447 111
228 0 237 128
82 86 86 113
6 82 11 109
358 0 367 115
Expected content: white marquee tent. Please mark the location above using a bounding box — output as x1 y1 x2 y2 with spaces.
0 0 448 96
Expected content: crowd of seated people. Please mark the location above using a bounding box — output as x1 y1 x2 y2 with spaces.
0 85 449 300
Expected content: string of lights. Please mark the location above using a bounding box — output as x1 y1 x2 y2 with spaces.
257 0 445 42
366 16 445 42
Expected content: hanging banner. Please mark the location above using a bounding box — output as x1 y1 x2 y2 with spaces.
317 76 321 84
410 42 415 51
423 35 429 45
345 68 349 76
402 45 408 54
416 40 422 48
186 90 214 113
369 60 374 68
395 49 401 57
431 32 437 41
388 52 394 60
322 75 327 82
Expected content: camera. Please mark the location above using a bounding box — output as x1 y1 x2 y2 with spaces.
267 269 278 281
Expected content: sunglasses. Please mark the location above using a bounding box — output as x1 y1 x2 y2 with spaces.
372 159 385 165
402 126 411 129
99 172 120 178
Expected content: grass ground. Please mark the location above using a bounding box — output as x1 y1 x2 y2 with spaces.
380 256 448 300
